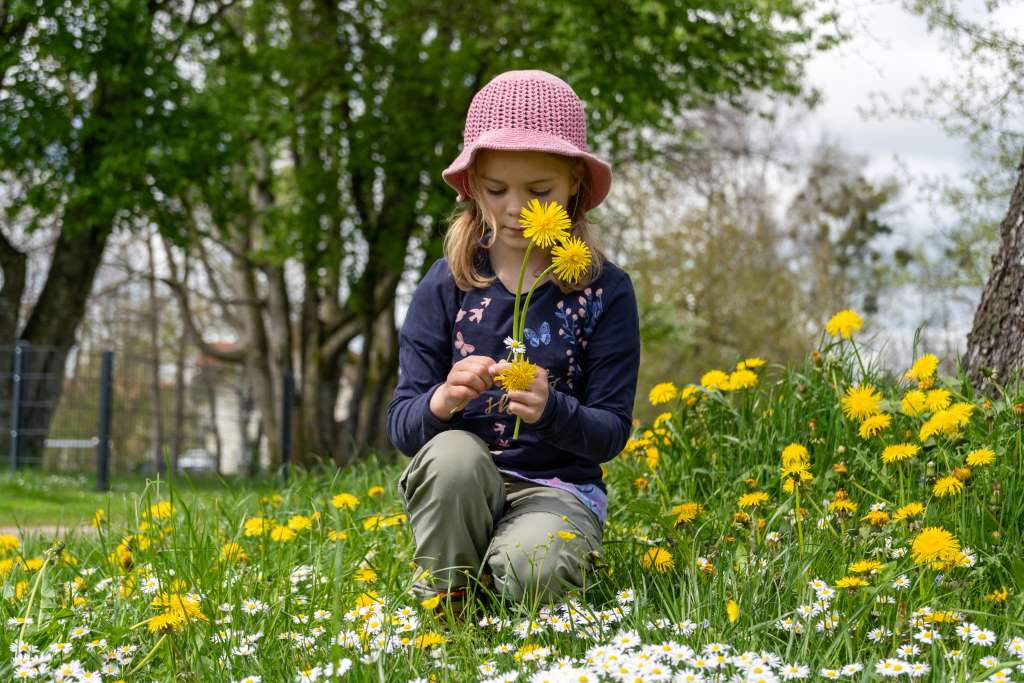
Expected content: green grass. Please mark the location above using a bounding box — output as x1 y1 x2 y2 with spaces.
1 326 1023 682
0 471 275 528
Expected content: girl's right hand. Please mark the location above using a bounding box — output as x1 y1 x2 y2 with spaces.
430 355 497 421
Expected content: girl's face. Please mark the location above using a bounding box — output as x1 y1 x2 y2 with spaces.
474 150 582 255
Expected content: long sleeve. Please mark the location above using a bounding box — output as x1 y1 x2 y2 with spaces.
386 259 459 457
532 271 640 463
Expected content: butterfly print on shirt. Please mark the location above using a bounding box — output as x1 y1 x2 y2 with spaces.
523 320 551 347
454 330 475 357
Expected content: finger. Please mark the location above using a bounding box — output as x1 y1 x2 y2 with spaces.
507 390 540 406
489 360 512 376
453 369 488 394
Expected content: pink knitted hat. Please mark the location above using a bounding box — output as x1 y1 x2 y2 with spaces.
442 70 612 212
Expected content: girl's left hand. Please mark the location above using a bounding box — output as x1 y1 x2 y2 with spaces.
489 361 550 424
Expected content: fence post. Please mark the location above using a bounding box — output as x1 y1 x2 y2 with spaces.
96 350 114 491
8 341 24 471
280 372 293 484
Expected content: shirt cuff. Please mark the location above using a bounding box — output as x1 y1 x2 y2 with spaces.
532 387 561 433
422 383 451 432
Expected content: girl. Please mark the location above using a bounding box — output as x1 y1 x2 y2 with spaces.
386 69 640 609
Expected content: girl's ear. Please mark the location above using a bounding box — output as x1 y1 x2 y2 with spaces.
569 161 583 197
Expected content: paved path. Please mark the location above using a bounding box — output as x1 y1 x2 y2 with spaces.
0 526 96 537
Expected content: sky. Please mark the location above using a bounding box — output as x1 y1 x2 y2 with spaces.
788 0 1022 368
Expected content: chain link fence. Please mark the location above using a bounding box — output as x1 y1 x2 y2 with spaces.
0 343 270 484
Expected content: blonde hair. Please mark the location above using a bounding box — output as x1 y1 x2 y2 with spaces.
443 152 606 294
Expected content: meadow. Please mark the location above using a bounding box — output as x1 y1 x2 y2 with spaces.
2 310 1023 682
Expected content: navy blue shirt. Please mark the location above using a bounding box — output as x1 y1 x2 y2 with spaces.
386 252 641 492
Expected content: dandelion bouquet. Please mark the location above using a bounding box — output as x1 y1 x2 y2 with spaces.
451 198 592 439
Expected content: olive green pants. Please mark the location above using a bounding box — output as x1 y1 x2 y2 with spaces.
398 429 603 604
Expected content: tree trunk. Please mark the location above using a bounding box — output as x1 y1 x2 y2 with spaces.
14 208 111 465
965 148 1024 392
357 297 398 452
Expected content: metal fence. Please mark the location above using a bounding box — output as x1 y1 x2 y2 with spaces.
0 343 278 488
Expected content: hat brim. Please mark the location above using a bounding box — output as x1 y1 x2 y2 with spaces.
442 128 612 212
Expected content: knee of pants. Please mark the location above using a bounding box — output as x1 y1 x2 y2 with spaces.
488 538 588 603
401 429 495 496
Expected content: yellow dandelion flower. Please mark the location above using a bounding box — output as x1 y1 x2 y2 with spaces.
354 567 377 583
414 632 445 649
287 515 312 531
965 448 995 467
881 443 920 464
670 502 704 526
892 502 924 522
984 586 1010 603
836 576 870 589
724 369 758 391
925 388 952 412
911 526 960 565
243 517 272 537
328 530 347 542
641 547 674 572
653 411 673 428
919 403 974 441
355 591 380 608
737 357 766 370
781 443 810 467
680 385 702 405
495 359 539 392
420 595 440 610
841 385 882 421
932 475 963 498
726 599 740 623
861 510 890 527
91 509 105 529
362 514 383 531
380 512 407 527
367 485 385 497
146 501 175 520
269 525 295 542
219 543 249 563
648 382 678 406
737 491 769 509
901 390 928 417
905 354 939 383
518 198 571 249
550 235 592 283
645 447 660 470
0 534 19 553
332 493 359 510
147 611 185 634
826 309 863 338
850 559 884 573
858 413 892 439
829 490 858 514
700 370 730 391
556 530 577 541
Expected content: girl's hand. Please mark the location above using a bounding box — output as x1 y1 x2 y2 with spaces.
489 361 550 425
431 355 497 420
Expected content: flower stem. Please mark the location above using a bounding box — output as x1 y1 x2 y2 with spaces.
511 241 535 342
794 487 804 555
850 335 868 381
129 633 168 676
516 264 556 342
